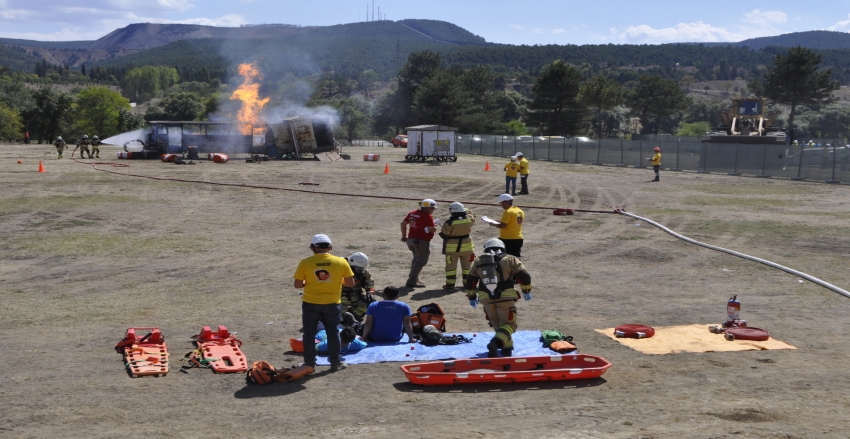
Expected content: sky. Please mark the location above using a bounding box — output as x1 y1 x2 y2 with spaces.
0 0 848 45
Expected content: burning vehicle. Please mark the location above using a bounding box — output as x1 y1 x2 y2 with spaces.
121 116 341 161
118 62 342 161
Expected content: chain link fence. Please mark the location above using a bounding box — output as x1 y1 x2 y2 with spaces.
455 135 850 184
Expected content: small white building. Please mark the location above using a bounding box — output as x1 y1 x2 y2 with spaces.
405 125 457 162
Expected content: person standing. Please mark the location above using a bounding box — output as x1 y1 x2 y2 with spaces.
24 130 30 145
91 135 101 159
464 238 533 357
504 156 520 195
293 234 355 372
75 135 92 159
517 151 530 195
359 286 417 343
54 136 68 159
647 146 661 182
400 199 437 288
489 193 524 258
439 202 475 290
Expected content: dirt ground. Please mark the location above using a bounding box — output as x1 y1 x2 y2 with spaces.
1 143 849 439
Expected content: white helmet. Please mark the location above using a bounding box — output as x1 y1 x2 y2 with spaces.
449 202 465 214
510 156 517 161
497 193 513 203
57 136 63 141
347 252 369 268
483 238 505 253
419 199 437 208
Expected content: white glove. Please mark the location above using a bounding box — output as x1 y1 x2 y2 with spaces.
434 218 441 226
469 299 478 309
424 227 430 233
523 293 532 301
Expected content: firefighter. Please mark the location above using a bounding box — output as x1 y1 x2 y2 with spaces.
439 202 476 290
54 136 68 159
91 135 101 158
76 135 92 159
340 252 377 322
465 238 532 357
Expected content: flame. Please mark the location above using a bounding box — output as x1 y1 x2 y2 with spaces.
230 62 270 134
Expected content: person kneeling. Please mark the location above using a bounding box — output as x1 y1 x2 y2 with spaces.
359 287 417 343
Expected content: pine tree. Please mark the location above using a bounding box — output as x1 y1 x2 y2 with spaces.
748 46 840 143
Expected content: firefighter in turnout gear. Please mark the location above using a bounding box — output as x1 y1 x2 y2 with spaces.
464 238 532 357
439 202 476 290
91 135 101 158
54 136 68 159
340 252 377 322
76 135 92 159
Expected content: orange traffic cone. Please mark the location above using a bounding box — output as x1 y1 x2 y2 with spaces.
484 161 491 171
383 163 390 174
38 160 45 173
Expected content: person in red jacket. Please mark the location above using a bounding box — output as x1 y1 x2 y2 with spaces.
400 199 438 288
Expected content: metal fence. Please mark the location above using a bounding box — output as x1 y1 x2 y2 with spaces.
455 135 850 184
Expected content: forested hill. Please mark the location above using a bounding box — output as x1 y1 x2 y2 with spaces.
0 38 92 49
690 31 850 50
397 19 489 45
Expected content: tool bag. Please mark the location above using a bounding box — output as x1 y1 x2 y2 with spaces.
410 302 447 334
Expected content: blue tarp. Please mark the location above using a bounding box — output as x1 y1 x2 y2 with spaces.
315 330 565 365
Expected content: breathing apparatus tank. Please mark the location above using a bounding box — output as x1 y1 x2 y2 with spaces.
477 253 499 295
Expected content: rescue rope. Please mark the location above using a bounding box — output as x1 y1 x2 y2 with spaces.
618 209 850 299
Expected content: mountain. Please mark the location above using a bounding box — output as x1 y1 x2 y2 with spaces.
85 23 307 50
686 30 850 50
0 38 92 49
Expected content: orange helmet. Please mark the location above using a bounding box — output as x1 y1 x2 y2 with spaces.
653 147 661 152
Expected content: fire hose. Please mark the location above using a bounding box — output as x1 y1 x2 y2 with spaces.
80 160 849 299
618 209 850 300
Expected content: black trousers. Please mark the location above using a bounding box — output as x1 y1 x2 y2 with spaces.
519 175 528 194
502 239 523 258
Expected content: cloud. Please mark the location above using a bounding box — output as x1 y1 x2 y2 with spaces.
551 28 565 34
509 24 524 30
618 21 738 43
744 9 787 26
828 13 850 31
616 10 791 44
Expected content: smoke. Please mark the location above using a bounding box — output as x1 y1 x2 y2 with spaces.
211 38 342 126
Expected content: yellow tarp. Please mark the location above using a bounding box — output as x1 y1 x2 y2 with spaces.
595 324 797 355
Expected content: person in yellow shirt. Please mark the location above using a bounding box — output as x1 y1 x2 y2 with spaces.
646 146 661 182
293 234 355 371
489 193 524 257
516 151 530 194
504 156 520 195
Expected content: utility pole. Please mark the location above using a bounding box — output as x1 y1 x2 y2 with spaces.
366 4 368 21
372 1 374 22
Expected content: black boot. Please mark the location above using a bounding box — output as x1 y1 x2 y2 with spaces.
487 340 500 358
500 347 513 357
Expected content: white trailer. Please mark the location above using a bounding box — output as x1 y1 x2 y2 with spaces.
404 125 457 162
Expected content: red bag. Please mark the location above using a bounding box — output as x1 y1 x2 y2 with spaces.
410 302 446 333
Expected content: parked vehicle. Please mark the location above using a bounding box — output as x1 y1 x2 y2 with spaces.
390 135 408 148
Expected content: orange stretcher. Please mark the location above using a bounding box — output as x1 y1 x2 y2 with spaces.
192 325 248 373
400 354 612 386
115 327 170 377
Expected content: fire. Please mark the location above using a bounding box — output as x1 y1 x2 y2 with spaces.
230 62 270 134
